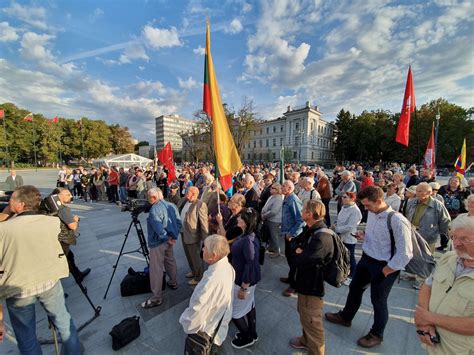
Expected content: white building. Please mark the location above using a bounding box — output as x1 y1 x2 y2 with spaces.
241 101 335 165
155 114 198 152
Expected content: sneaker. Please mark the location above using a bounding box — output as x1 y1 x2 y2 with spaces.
324 311 351 327
231 336 255 349
289 336 309 350
234 333 259 342
343 278 352 286
282 287 297 297
357 332 383 348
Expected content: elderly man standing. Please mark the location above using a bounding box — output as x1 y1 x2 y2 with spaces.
179 235 235 353
414 214 474 354
5 170 24 192
280 180 305 298
298 177 321 205
406 182 451 289
335 170 356 213
243 175 259 210
141 188 181 308
178 186 209 286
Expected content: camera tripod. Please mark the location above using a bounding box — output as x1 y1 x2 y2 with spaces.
103 212 150 299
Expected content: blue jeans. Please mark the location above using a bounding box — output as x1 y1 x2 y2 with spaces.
119 186 127 203
6 282 81 355
340 254 399 338
343 243 357 278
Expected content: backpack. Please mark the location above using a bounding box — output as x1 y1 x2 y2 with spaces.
387 212 436 278
315 228 351 288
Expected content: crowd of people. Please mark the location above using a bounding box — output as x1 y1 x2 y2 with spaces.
0 161 473 354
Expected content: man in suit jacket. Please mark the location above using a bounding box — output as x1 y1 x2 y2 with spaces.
178 186 209 286
5 170 24 192
243 175 259 210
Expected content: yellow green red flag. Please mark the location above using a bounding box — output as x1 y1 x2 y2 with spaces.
203 20 242 190
454 138 467 179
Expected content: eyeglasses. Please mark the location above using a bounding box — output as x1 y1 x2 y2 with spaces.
341 196 349 199
450 235 474 244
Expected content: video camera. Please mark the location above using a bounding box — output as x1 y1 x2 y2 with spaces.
41 194 63 215
121 199 151 216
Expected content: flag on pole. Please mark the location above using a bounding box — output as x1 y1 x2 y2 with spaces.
203 20 242 191
0 109 4 119
157 142 177 185
454 138 467 179
23 113 33 121
52 116 59 123
280 146 285 184
395 65 415 146
423 123 435 170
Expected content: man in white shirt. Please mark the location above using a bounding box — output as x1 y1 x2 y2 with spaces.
180 234 235 352
298 177 321 205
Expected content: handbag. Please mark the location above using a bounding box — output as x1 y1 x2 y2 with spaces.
184 308 226 355
109 316 140 351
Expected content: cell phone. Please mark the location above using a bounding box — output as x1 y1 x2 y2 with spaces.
350 233 358 237
416 330 440 344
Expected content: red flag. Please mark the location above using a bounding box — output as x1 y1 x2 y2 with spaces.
23 113 33 121
52 116 59 123
157 142 176 185
0 109 4 119
423 123 435 170
395 65 415 146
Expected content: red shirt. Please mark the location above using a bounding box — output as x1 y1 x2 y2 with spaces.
108 170 119 185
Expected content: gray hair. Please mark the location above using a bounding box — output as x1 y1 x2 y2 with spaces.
450 214 474 231
283 180 295 192
271 183 282 194
204 234 230 260
147 187 163 200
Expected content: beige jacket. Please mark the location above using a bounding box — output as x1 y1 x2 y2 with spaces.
426 252 474 354
178 199 209 244
0 214 69 299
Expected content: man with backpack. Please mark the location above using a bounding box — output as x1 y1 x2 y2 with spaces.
141 188 181 309
289 200 334 354
325 186 413 348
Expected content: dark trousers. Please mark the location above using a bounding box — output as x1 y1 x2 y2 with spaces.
343 243 357 278
321 198 331 226
109 185 118 202
340 254 399 338
284 237 296 286
439 233 449 249
232 306 257 341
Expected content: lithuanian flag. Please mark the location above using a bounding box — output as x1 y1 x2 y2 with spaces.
203 20 242 191
454 138 467 179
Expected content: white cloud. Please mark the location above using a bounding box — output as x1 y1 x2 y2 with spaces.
0 22 19 42
89 8 104 23
3 3 48 30
119 44 149 64
193 45 205 55
19 32 55 62
178 76 198 89
143 25 182 49
226 18 243 34
242 2 252 13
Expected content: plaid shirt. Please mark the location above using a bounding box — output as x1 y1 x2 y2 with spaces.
15 280 58 299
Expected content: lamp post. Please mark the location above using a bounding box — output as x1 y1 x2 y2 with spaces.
434 108 440 167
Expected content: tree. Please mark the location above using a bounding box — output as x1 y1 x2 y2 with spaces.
225 98 260 155
109 124 134 154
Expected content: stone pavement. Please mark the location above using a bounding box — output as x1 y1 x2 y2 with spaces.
0 169 429 355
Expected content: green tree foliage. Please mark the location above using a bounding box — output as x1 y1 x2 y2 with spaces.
0 103 136 166
334 99 473 166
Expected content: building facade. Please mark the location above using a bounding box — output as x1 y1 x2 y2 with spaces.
241 102 335 165
155 114 198 153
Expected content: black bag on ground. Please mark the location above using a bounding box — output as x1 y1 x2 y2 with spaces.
120 267 151 296
109 316 140 351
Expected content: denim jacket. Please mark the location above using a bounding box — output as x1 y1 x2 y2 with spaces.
147 200 169 249
281 193 304 237
406 197 451 243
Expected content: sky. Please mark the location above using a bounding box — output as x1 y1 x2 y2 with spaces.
0 0 473 143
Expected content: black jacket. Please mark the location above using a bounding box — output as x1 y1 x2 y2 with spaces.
292 221 334 297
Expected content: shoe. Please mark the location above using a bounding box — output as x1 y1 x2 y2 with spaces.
357 332 383 348
234 333 259 342
324 312 351 327
289 336 309 350
282 287 297 297
141 299 162 309
280 277 290 284
166 281 178 290
231 336 255 349
269 252 280 258
343 278 352 286
188 279 199 286
185 272 194 278
77 268 91 282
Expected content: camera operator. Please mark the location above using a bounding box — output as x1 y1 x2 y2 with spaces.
52 187 91 282
0 185 82 354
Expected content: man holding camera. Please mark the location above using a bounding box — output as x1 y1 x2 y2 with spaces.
53 187 91 283
0 185 81 354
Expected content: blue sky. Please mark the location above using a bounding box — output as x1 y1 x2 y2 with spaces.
0 0 473 143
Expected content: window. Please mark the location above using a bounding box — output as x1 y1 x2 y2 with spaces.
266 127 269 134
281 125 284 132
272 152 276 159
280 137 284 145
273 138 276 147
312 151 314 159
266 139 269 147
253 141 256 148
293 152 297 159
295 123 299 131
259 140 262 147
273 126 276 133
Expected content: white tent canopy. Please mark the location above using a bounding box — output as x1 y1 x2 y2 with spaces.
92 153 153 169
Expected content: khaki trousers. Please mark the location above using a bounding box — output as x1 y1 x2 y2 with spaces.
149 243 177 302
297 294 325 355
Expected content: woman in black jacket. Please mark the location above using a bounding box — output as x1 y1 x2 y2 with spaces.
289 200 334 354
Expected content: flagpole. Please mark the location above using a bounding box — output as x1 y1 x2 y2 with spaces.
434 108 440 169
3 114 9 171
32 118 38 172
414 108 421 164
